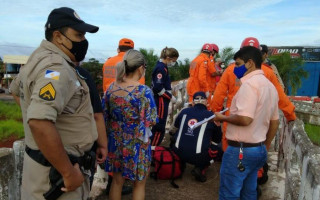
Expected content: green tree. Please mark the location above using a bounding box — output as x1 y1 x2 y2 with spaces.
139 48 159 86
0 57 3 72
81 58 103 93
169 58 190 82
269 52 308 95
216 46 235 66
0 57 4 80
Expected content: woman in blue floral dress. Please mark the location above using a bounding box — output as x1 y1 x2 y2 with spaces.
103 49 158 200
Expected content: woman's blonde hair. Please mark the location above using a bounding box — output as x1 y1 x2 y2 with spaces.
116 49 146 82
160 47 179 59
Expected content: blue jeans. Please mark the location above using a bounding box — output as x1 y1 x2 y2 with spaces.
219 145 267 200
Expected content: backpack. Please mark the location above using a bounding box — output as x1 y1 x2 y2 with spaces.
150 146 182 188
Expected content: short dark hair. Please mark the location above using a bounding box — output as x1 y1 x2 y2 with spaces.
260 44 268 54
234 46 262 69
45 27 68 41
118 45 133 52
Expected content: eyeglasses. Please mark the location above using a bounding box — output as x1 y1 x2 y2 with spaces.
143 64 147 69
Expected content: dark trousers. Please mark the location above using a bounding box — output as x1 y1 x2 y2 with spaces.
174 144 223 170
151 96 169 146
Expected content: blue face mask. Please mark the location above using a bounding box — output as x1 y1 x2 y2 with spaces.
233 64 247 79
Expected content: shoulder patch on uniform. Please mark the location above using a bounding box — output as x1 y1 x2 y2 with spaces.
39 82 56 101
44 70 60 80
157 73 162 79
188 119 198 127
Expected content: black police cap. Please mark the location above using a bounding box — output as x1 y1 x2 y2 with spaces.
193 91 207 101
45 7 99 33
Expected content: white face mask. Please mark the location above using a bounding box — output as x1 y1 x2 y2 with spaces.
221 64 225 69
167 61 176 67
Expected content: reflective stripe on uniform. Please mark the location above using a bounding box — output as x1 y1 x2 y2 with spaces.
196 122 208 154
175 114 186 148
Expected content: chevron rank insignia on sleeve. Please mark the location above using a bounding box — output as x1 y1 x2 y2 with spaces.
39 82 56 101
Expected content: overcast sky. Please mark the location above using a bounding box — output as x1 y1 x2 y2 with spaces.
1 0 320 62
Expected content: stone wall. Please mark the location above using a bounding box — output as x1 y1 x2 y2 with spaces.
279 117 320 200
0 140 24 200
292 100 320 126
166 80 188 132
0 148 14 200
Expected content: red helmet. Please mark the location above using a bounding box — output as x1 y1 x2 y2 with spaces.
202 43 213 52
211 44 219 53
240 37 260 49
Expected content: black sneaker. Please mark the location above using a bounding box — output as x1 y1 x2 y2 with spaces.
191 167 207 182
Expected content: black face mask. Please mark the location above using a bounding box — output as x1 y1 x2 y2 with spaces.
61 33 89 62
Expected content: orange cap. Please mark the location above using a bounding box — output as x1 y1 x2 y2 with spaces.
119 38 134 48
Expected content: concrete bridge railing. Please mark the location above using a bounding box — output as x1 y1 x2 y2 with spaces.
166 80 189 131
292 100 320 126
0 141 24 200
278 109 320 200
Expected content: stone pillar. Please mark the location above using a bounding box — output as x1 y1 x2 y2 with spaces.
0 148 14 200
8 140 25 200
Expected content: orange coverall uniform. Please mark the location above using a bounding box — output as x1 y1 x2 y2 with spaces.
186 53 210 102
102 52 145 93
210 62 296 151
207 56 217 94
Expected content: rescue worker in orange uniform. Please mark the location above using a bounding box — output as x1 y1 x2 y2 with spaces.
210 37 296 193
102 38 145 93
187 43 213 103
207 44 222 104
261 44 285 89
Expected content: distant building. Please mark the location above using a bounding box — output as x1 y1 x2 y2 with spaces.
0 55 29 89
268 46 320 97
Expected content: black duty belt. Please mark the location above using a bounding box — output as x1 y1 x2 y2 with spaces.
25 146 52 166
25 146 94 169
227 140 264 148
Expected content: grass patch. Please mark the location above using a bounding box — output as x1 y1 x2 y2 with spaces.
0 101 22 121
305 123 320 146
0 120 24 140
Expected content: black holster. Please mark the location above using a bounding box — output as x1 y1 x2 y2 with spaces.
24 146 96 200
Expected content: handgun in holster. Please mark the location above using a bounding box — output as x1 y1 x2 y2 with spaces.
43 151 96 200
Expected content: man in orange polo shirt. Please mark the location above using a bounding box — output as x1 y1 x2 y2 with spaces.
102 38 145 93
213 46 279 199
